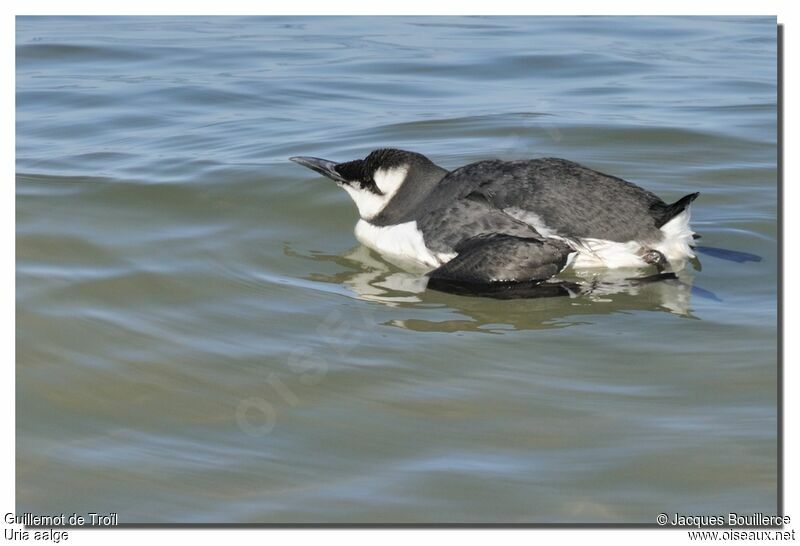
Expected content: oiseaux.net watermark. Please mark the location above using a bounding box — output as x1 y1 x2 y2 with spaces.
235 304 378 437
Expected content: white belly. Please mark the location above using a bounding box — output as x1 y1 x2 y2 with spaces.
354 220 454 269
576 210 696 268
571 239 649 268
354 208 695 272
651 209 696 263
505 206 696 270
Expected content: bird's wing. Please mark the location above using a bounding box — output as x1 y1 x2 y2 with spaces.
422 158 670 242
416 197 544 254
426 233 574 295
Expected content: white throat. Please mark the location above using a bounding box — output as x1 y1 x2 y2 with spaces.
342 166 408 220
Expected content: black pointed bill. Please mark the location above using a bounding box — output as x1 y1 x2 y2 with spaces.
289 156 346 182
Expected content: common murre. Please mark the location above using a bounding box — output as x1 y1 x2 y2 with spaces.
290 149 699 294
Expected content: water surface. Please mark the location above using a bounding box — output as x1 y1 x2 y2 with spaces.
16 16 778 524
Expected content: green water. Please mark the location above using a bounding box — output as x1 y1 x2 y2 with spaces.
16 16 778 523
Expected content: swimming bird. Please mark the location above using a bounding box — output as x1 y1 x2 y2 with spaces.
290 149 698 294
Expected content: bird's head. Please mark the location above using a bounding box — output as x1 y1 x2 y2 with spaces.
290 148 447 221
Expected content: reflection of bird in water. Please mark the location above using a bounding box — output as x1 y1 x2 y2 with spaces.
289 244 719 332
290 149 700 297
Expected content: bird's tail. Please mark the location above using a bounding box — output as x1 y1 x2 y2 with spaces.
651 192 700 228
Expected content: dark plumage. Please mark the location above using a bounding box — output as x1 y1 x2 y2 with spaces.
427 233 573 284
290 149 699 296
379 157 690 243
